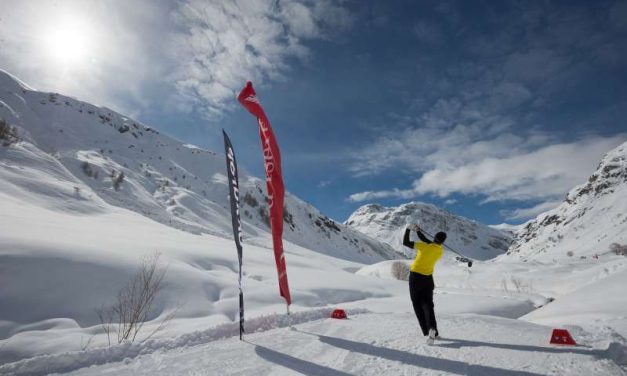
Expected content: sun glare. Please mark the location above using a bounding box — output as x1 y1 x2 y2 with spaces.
43 18 93 66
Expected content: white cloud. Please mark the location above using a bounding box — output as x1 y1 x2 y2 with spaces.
171 0 353 118
412 137 622 200
346 1 627 221
282 2 319 38
348 134 626 209
0 0 351 119
317 180 331 188
0 0 173 117
348 121 539 178
501 200 562 221
348 188 416 203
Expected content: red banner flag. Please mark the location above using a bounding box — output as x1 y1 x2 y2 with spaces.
237 82 291 306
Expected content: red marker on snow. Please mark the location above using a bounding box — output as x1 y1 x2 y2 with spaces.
331 309 347 319
549 329 577 345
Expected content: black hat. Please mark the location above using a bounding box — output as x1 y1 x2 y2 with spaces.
434 232 447 244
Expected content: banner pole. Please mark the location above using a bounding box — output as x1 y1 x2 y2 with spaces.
223 129 246 341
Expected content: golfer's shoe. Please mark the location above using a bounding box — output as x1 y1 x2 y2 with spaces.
426 329 436 345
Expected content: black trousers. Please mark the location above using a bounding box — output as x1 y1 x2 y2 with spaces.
409 271 438 336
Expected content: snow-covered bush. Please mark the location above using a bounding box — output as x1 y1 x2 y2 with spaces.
391 261 410 281
0 118 18 145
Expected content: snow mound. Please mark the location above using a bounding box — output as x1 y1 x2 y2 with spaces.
0 308 369 376
355 260 406 280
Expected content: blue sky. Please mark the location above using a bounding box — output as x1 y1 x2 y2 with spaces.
1 0 626 224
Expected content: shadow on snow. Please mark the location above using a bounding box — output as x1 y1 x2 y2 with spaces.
298 329 548 376
436 337 603 358
252 342 352 376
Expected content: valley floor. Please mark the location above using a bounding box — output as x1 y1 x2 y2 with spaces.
4 312 624 376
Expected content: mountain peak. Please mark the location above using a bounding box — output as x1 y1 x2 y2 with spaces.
507 140 627 261
0 69 34 91
346 201 512 260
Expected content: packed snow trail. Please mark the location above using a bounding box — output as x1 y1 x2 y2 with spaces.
18 312 623 375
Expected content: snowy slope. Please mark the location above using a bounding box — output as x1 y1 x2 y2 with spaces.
0 69 396 264
0 162 562 365
506 141 627 262
346 202 512 260
0 152 401 363
522 267 627 337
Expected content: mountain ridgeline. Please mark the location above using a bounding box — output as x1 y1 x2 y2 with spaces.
505 140 627 262
3 68 622 266
345 202 512 261
0 70 397 264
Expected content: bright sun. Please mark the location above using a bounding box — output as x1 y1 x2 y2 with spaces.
43 18 93 66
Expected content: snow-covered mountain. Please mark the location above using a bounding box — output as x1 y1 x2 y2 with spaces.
345 202 512 260
1 70 626 373
506 141 627 261
0 70 396 264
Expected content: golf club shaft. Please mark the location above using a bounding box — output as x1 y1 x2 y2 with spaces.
417 227 473 261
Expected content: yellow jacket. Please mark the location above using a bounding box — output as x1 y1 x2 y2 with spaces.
410 241 443 275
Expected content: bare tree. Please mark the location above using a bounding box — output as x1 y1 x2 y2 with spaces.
97 252 171 344
96 305 113 346
80 334 95 351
